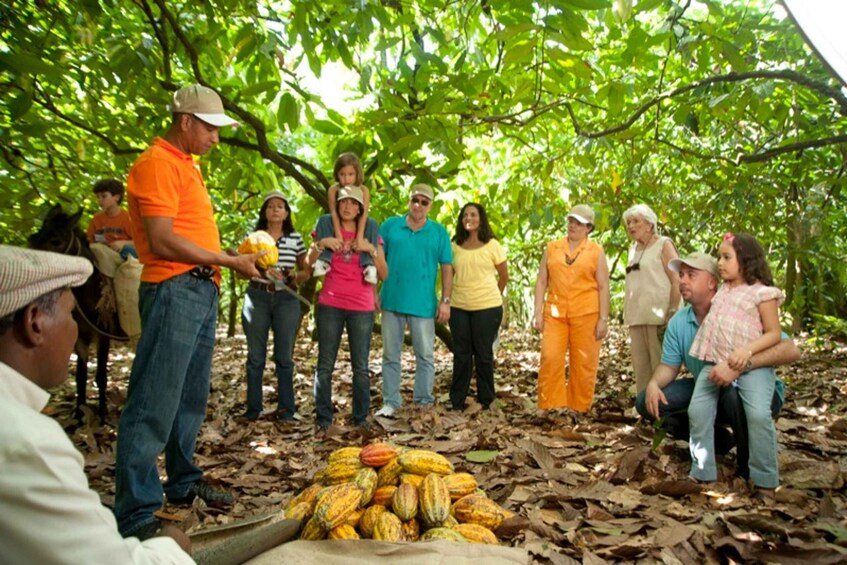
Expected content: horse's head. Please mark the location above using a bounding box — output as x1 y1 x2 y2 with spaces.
29 204 86 255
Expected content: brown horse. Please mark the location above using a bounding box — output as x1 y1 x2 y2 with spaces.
29 204 128 420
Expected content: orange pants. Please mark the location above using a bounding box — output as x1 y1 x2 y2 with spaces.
538 312 601 411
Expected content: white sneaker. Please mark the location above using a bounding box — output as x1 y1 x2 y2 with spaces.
375 405 396 418
312 259 331 277
363 265 377 285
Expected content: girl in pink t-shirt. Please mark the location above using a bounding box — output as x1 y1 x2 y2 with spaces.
688 233 784 493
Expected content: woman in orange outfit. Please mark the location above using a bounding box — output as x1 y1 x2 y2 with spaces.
533 204 611 412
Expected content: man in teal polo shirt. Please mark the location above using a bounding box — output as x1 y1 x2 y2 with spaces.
376 184 453 417
636 252 800 479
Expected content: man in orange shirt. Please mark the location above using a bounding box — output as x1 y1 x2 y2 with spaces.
114 84 263 541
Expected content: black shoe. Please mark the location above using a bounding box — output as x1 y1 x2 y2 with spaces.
715 427 736 456
124 520 162 541
167 480 233 508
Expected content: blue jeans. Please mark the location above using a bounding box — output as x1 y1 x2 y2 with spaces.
114 273 218 535
449 306 502 409
242 287 301 419
314 304 374 427
635 375 782 479
315 215 378 267
688 365 779 487
381 310 435 409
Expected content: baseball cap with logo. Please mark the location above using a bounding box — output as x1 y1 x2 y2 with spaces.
338 185 365 206
167 85 239 128
668 251 719 279
0 245 92 318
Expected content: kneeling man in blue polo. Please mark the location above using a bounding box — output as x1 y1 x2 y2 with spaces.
636 252 800 479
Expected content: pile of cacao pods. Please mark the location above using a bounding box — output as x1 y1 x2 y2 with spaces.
284 443 514 543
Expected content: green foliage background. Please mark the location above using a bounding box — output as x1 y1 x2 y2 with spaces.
1 0 846 331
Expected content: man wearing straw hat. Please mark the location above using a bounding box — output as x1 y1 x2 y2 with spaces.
0 245 192 563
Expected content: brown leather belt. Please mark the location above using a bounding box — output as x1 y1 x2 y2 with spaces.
249 280 276 292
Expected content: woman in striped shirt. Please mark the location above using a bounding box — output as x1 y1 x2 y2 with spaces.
241 191 309 421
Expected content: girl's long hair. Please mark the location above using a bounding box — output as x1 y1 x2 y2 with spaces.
333 152 364 185
453 203 495 245
255 197 295 236
729 233 774 286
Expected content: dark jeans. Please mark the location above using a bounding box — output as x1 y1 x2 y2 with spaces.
241 287 301 419
315 215 378 267
448 305 503 410
314 304 374 427
635 377 783 479
115 272 218 535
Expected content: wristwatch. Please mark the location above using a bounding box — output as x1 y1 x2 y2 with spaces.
744 359 753 372
441 297 451 305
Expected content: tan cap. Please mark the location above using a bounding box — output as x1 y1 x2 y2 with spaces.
262 190 288 205
567 204 595 225
410 184 434 201
668 251 719 279
338 185 364 205
0 245 92 318
167 84 239 128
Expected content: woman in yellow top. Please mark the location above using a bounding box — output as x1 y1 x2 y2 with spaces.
449 203 509 411
533 205 611 412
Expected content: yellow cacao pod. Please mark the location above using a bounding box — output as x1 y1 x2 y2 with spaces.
392 482 419 521
359 442 399 468
238 230 278 270
285 482 324 515
420 527 467 542
419 473 451 527
399 473 426 489
377 456 403 487
358 505 386 538
451 494 510 530
373 511 404 542
401 518 421 542
286 501 314 522
352 467 378 507
370 485 397 507
313 483 363 530
442 472 478 501
328 446 363 464
453 523 498 544
441 514 459 528
299 516 326 540
328 523 360 540
323 458 365 485
345 507 364 528
397 450 453 476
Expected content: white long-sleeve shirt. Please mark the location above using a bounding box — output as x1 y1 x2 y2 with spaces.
0 362 194 564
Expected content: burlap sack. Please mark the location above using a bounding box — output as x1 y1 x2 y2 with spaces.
113 257 142 339
245 539 529 565
88 243 123 278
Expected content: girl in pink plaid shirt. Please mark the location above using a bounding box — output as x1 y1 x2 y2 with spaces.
687 233 784 494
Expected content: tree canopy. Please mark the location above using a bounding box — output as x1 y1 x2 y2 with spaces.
2 0 846 329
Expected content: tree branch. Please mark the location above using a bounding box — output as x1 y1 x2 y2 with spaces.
31 84 143 156
736 134 847 163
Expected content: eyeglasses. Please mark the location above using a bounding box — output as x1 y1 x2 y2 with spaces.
411 197 431 206
626 263 641 274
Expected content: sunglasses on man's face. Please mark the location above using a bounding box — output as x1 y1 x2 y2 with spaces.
411 197 431 206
